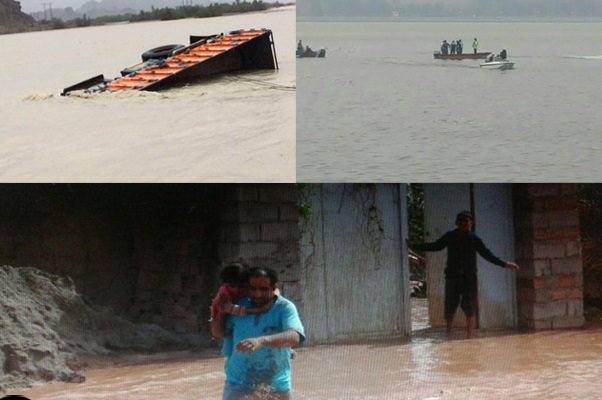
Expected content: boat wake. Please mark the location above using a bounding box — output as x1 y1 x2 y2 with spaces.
563 55 602 60
22 93 55 101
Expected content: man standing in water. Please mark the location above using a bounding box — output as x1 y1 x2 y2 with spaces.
211 267 305 400
408 211 519 339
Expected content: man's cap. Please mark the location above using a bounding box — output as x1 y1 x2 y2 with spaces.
456 210 473 222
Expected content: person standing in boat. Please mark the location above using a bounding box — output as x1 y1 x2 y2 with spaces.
457 39 463 54
500 49 507 60
441 40 449 55
450 41 457 55
297 40 303 51
472 37 479 54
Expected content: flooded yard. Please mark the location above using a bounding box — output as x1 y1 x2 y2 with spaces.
13 322 602 400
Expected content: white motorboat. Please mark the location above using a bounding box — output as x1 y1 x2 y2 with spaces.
480 60 515 70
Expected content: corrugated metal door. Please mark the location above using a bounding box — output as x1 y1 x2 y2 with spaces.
300 184 409 344
474 183 517 329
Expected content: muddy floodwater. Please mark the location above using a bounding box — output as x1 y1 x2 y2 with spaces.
13 322 602 400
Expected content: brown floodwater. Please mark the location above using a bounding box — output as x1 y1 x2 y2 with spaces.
12 320 602 400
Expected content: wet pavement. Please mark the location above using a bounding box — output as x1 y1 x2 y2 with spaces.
12 321 602 400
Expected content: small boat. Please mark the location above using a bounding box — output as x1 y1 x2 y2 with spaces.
297 47 326 58
62 28 278 95
434 51 492 60
480 60 515 70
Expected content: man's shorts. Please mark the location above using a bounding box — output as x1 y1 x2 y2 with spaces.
444 273 477 320
223 381 291 400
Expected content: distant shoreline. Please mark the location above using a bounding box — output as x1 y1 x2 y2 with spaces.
297 16 602 23
2 2 294 35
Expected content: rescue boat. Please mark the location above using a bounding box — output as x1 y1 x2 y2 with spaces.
433 51 492 60
62 28 278 95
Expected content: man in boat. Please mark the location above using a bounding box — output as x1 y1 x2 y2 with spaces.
457 39 463 54
441 40 449 55
500 49 507 60
472 37 479 54
451 40 457 55
407 211 520 339
211 267 305 400
297 40 303 51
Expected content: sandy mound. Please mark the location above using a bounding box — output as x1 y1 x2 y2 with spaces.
0 265 197 392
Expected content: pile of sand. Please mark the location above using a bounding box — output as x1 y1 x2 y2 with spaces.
0 265 196 392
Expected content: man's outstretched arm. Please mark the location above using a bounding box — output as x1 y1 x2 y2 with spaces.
236 329 302 354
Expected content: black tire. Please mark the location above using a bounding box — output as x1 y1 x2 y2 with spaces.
141 44 185 61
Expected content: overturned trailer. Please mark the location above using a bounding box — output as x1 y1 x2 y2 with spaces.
62 28 278 95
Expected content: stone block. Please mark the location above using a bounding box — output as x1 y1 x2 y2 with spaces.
551 288 567 301
532 301 568 320
523 319 553 330
241 203 280 223
548 210 579 228
548 226 581 240
279 205 300 222
261 222 300 242
560 184 577 196
166 274 182 294
240 223 261 242
552 316 585 329
221 223 240 243
550 256 582 275
173 304 187 318
176 295 191 307
218 243 239 261
533 241 566 260
527 184 560 198
221 204 240 223
259 185 298 203
239 242 279 259
544 198 579 212
234 185 259 202
557 274 576 288
565 240 581 257
568 288 582 300
567 299 583 317
518 276 550 289
533 259 551 276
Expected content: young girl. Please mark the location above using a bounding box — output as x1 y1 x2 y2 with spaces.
210 263 276 320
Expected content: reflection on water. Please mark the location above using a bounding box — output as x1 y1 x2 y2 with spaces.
15 324 602 400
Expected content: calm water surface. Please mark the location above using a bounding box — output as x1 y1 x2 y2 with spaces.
297 20 602 182
14 325 602 399
0 7 295 182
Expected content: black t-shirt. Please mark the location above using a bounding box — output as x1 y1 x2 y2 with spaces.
414 229 506 277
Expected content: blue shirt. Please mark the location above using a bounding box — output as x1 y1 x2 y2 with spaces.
224 295 305 392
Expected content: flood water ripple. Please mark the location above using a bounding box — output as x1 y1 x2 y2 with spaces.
297 20 602 182
14 324 602 400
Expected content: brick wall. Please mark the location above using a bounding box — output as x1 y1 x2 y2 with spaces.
219 184 302 306
513 183 585 329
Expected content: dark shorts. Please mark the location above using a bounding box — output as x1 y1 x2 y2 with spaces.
444 274 477 319
223 381 291 400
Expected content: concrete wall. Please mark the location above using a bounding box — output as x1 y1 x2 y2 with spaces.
513 183 585 329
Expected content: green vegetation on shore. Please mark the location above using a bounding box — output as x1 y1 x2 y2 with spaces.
26 1 290 32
